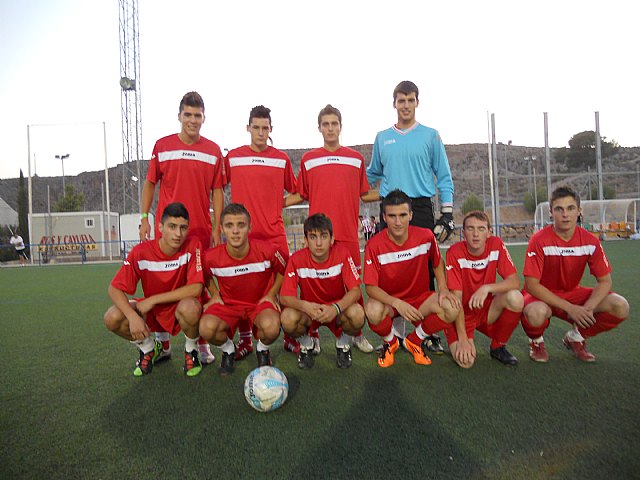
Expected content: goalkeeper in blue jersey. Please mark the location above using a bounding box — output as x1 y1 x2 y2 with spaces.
366 80 455 354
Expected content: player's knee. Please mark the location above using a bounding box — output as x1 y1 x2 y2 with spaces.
504 290 524 312
523 303 549 326
176 298 201 325
441 300 459 323
103 307 123 332
280 308 299 334
607 294 629 319
198 315 218 340
364 300 384 325
346 305 365 330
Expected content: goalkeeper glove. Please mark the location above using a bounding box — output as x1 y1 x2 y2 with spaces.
433 206 455 242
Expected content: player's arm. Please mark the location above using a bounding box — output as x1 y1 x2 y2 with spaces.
365 284 423 323
284 192 304 208
584 273 613 312
204 277 224 309
525 276 596 328
137 283 203 314
212 188 224 246
360 189 380 203
259 273 284 309
280 295 323 319
468 273 520 310
139 180 156 241
315 285 362 324
107 284 148 340
434 259 461 311
451 290 475 366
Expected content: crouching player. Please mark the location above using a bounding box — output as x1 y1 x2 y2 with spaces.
199 204 285 375
280 214 365 369
363 189 461 368
445 211 522 368
104 203 204 377
522 186 629 362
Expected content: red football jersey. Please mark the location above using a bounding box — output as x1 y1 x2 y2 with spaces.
111 237 204 319
203 239 286 307
224 145 297 242
363 226 441 303
523 225 611 293
280 244 361 304
446 236 517 314
147 134 224 248
298 146 370 243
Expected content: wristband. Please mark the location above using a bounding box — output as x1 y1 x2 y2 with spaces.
140 213 148 220
333 303 342 316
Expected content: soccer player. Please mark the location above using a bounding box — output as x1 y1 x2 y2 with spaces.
522 186 629 362
104 203 204 377
291 104 377 354
445 211 522 368
223 105 299 359
138 91 223 364
199 203 286 375
280 213 365 369
363 190 461 368
10 230 28 266
366 80 456 354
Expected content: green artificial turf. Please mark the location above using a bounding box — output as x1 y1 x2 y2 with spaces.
0 241 638 479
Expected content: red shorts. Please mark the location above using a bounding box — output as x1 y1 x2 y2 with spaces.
134 299 181 336
523 286 605 321
444 296 494 344
204 301 276 338
391 291 436 326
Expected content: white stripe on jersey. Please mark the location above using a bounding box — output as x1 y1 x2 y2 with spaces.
210 260 271 277
229 157 286 169
378 243 430 266
457 250 500 270
304 156 362 171
297 263 343 279
543 245 596 257
138 253 191 272
158 150 218 165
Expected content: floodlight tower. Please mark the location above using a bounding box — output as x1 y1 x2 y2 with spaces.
119 0 143 214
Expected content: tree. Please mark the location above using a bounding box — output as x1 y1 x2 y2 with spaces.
566 130 619 170
17 169 30 254
524 186 548 214
589 184 616 200
461 193 484 214
54 184 85 212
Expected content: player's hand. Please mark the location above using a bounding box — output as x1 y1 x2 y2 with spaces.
433 206 455 243
212 229 222 247
468 286 490 310
438 289 462 311
454 339 476 367
128 312 149 340
136 298 155 314
139 218 151 242
259 294 280 311
315 304 338 324
302 302 323 320
566 304 596 328
393 299 423 323
203 295 224 310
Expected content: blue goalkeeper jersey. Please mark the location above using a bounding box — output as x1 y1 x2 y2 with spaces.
367 122 454 205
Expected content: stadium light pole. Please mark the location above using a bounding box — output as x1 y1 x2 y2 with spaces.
55 154 70 192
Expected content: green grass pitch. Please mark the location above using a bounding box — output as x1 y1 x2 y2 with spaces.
1 241 638 479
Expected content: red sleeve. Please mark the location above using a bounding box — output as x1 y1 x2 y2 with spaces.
427 231 442 267
341 250 361 291
496 239 517 279
222 154 231 186
146 142 161 184
363 243 379 287
358 153 370 195
212 144 224 189
297 159 309 199
283 157 297 194
523 234 545 279
446 247 463 291
280 256 299 297
110 249 140 295
270 244 287 276
588 240 612 278
185 239 205 286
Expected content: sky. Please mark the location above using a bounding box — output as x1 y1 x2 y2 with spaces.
1 0 638 180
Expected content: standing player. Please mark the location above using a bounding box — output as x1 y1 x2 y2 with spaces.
445 211 522 368
139 91 223 364
280 214 365 369
224 105 299 358
104 203 204 377
363 190 461 368
292 104 377 354
199 203 285 375
10 230 29 266
366 80 455 354
522 186 628 362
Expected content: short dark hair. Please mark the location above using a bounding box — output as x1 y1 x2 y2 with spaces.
221 203 251 223
161 202 190 223
304 213 333 237
393 80 419 102
550 186 580 208
179 92 205 113
317 104 342 127
382 189 412 214
249 105 272 125
462 210 491 229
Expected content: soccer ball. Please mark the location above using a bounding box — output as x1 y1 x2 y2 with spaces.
244 366 289 413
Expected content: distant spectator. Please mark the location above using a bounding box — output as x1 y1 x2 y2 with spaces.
10 231 28 266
